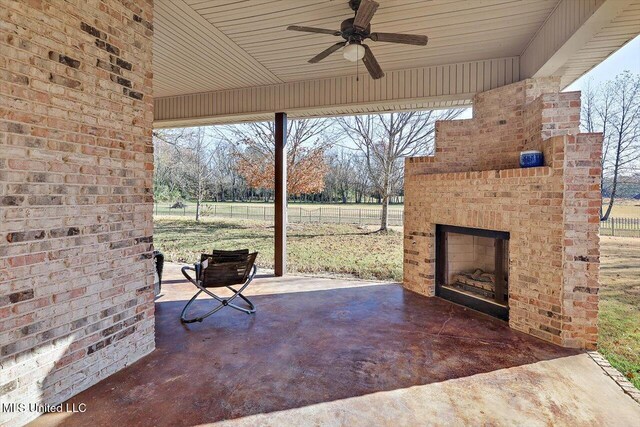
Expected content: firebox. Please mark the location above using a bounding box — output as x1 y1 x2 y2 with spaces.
436 225 510 320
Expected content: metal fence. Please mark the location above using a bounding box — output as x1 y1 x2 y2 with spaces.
154 203 404 226
599 217 640 237
155 203 639 236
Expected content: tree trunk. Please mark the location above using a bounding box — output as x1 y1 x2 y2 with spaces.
601 163 619 221
380 195 389 231
601 132 624 221
195 198 201 222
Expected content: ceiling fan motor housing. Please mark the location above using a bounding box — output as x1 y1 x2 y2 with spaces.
340 18 370 42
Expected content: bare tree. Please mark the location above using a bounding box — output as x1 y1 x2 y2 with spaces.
154 127 217 221
153 135 184 202
326 148 355 203
211 139 245 202
338 110 462 231
581 71 640 220
351 154 371 204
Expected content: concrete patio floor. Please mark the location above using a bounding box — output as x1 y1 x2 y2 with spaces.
30 264 640 427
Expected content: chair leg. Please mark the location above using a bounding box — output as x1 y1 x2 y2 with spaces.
226 287 255 313
180 266 225 323
179 264 257 323
180 290 207 323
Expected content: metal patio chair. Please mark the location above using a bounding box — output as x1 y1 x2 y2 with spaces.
180 249 258 323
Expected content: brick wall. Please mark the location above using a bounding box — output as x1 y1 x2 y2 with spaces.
0 1 154 425
408 78 580 175
404 79 601 349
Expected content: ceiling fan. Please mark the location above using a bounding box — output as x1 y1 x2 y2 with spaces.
287 0 429 80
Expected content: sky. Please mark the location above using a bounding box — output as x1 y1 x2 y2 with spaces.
456 35 640 119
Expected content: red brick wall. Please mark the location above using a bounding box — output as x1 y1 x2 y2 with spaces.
408 79 580 175
404 79 601 349
561 133 602 348
0 1 154 425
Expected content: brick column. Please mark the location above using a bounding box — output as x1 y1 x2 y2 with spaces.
0 1 154 425
561 133 602 349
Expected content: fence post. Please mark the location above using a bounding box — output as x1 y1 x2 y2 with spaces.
247 206 249 219
338 207 341 224
230 205 233 218
611 218 614 236
263 206 266 220
183 206 186 217
359 209 362 225
155 202 158 216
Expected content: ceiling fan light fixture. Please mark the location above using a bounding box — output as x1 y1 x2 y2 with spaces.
343 43 365 62
288 0 426 79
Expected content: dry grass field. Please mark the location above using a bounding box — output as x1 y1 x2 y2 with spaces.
603 199 640 218
598 236 640 388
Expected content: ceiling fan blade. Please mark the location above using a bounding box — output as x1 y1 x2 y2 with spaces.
353 0 379 30
370 32 428 46
287 25 341 36
308 42 347 63
362 44 384 79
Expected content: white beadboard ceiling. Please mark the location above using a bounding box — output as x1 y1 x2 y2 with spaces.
152 0 639 126
153 0 560 97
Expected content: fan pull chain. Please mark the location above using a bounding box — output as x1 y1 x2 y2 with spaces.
356 59 359 102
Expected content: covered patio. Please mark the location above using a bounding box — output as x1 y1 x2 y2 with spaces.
2 0 640 425
28 264 640 426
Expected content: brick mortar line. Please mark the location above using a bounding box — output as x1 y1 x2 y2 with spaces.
588 351 640 405
0 136 152 153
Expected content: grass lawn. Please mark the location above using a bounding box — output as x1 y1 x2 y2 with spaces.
602 199 640 219
154 217 639 389
154 217 403 281
598 236 640 389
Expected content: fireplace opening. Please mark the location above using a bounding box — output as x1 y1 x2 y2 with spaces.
436 225 509 320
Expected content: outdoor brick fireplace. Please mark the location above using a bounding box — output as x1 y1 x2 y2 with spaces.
404 78 602 349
